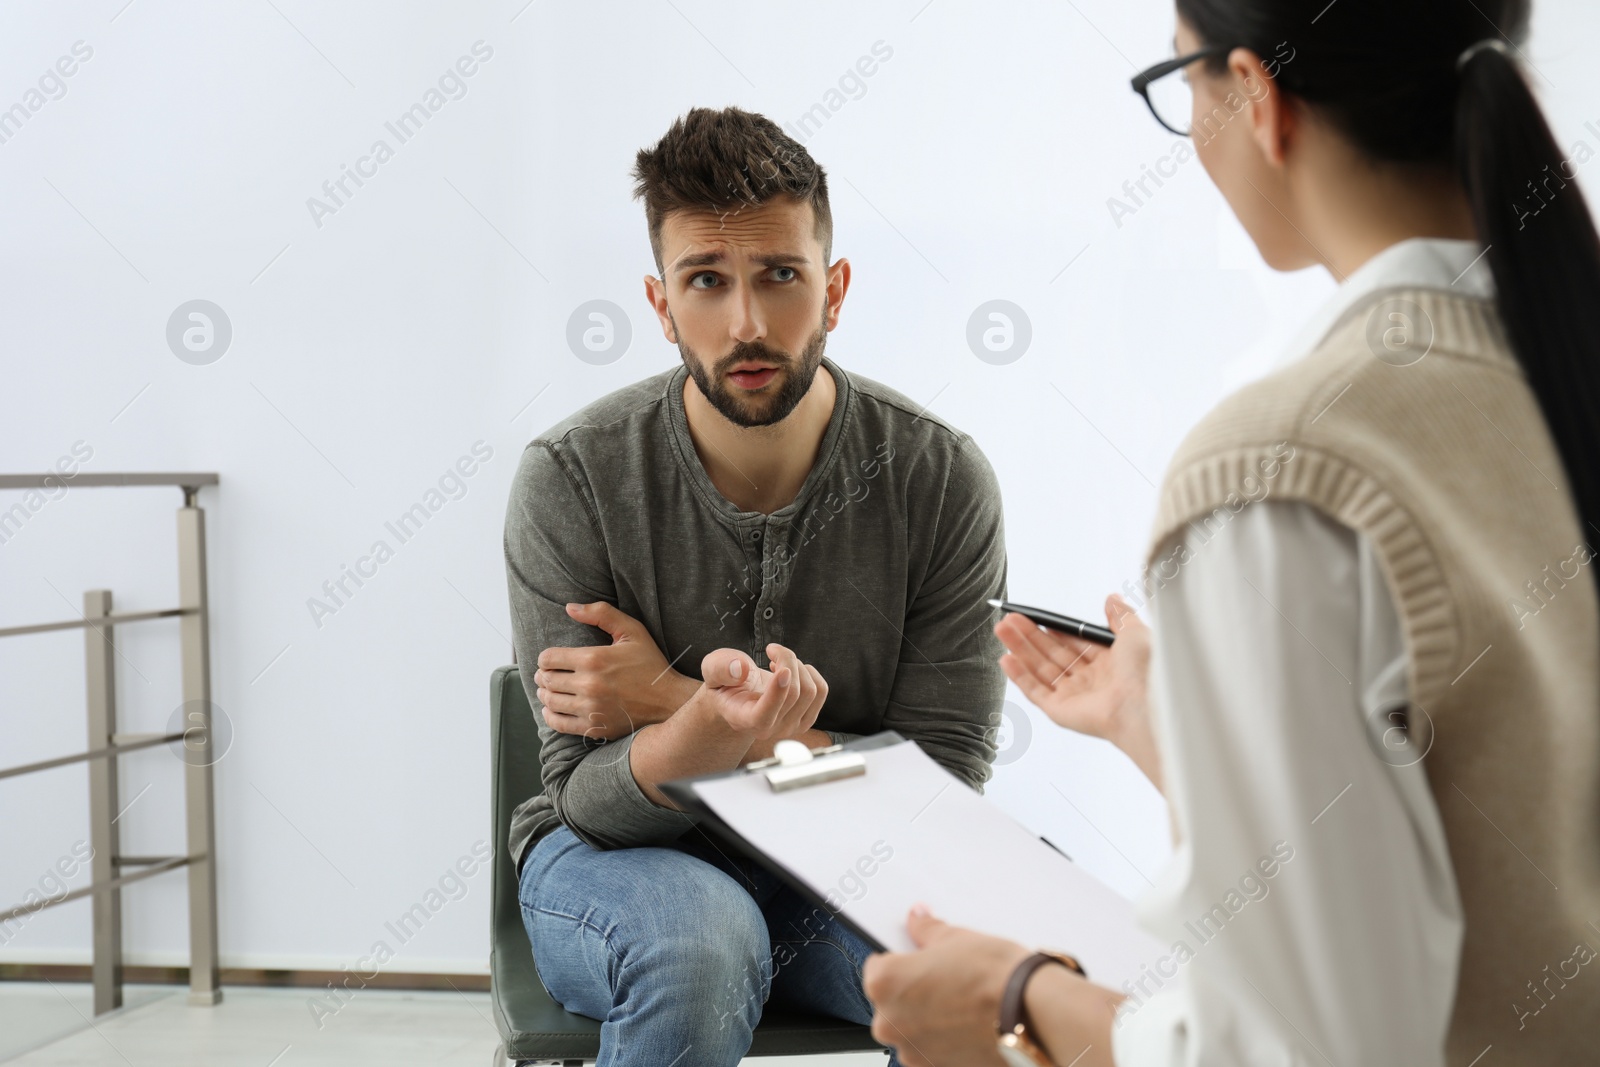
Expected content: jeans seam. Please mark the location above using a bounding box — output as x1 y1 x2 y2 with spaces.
531 905 613 946
527 905 624 1005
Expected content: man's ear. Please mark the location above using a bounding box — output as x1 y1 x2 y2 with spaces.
1232 47 1293 168
643 273 676 343
824 257 851 332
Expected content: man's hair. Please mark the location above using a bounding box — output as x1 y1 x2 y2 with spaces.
631 106 832 273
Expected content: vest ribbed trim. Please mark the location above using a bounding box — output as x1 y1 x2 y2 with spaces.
1145 286 1516 716
1151 445 1460 709
1144 287 1514 720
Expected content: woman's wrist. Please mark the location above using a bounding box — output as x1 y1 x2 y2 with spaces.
1104 696 1162 792
1019 963 1124 1067
1118 729 1163 793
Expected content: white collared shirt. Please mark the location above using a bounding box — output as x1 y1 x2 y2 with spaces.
1111 239 1490 1065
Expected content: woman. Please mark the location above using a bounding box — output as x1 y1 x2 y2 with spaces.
862 1 1600 1064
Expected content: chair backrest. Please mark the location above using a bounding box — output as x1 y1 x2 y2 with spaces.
490 665 542 964
491 665 541 895
491 665 616 1060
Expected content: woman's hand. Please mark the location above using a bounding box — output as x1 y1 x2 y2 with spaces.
996 593 1162 791
862 906 1031 1067
864 906 1123 1067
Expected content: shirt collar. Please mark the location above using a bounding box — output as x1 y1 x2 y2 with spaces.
1274 237 1495 372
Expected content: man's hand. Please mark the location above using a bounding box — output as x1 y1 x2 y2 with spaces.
996 593 1161 791
534 601 699 741
862 906 1031 1067
694 643 828 742
630 642 830 808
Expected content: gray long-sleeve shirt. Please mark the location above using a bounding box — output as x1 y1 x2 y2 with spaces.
504 355 1007 871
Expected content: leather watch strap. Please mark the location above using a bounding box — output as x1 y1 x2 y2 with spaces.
997 950 1087 1061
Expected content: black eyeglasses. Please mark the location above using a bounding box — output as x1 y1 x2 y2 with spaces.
1130 45 1231 136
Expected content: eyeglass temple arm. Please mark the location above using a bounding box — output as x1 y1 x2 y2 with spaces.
1129 44 1233 92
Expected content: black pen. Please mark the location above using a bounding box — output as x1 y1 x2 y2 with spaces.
988 599 1116 646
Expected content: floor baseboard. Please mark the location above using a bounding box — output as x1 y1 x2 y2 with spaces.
0 963 489 992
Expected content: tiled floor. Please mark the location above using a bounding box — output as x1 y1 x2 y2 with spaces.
0 983 887 1066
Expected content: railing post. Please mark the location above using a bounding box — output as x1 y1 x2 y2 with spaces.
84 589 123 1015
177 490 222 1005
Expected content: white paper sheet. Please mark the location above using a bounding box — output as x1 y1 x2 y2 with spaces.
692 739 1166 991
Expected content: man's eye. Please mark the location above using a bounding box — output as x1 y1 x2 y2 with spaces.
771 267 797 282
689 272 720 290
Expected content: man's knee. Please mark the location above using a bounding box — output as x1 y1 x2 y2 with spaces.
651 900 773 1036
595 859 773 1039
523 836 774 1009
630 875 771 994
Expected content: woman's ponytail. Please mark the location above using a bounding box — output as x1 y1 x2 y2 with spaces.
1456 43 1600 558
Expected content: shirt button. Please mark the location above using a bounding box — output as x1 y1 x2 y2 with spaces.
752 530 762 541
762 607 774 619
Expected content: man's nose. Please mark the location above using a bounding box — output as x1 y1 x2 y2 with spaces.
728 285 766 343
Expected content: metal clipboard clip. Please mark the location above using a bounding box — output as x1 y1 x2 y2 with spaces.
742 738 867 792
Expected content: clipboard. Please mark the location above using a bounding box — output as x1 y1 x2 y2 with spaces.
662 731 1165 989
661 732 903 953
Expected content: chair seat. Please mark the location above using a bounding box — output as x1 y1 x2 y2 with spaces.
489 665 883 1062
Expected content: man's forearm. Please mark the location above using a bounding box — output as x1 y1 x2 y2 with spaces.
639 671 702 726
629 693 756 807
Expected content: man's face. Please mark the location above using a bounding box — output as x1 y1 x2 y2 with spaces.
646 196 838 428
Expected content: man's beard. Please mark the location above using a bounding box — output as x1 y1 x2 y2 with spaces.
678 318 828 429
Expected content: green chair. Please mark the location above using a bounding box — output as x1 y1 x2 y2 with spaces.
489 665 886 1065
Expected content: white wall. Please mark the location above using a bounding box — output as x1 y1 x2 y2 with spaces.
3 0 1597 977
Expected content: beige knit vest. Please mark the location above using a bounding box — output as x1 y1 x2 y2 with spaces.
1144 287 1600 1063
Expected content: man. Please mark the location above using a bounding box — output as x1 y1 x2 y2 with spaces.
504 105 1007 1067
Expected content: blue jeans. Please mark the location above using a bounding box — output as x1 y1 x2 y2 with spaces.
520 823 897 1067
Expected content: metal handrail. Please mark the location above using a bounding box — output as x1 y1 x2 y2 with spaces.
0 472 222 1013
0 608 194 640
0 732 187 782
0 473 217 490
1 858 193 926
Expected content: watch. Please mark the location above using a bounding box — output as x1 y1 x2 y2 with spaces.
996 950 1087 1067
